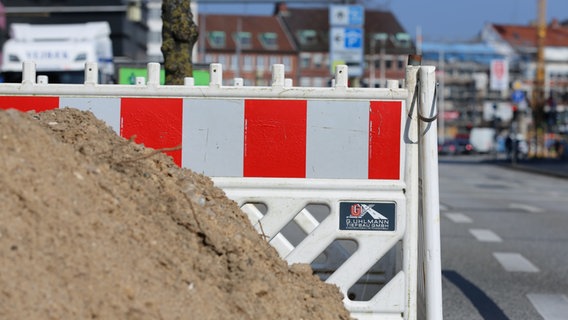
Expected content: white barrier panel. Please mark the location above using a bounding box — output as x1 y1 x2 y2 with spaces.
417 67 444 320
0 61 442 320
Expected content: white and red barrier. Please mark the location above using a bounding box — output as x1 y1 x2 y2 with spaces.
1 94 403 180
0 61 442 320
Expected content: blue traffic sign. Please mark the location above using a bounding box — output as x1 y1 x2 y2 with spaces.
344 28 362 49
511 90 525 103
348 6 364 26
329 5 364 26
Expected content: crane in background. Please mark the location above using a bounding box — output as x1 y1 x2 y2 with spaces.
532 0 546 157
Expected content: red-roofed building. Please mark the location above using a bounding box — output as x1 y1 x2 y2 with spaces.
196 3 415 87
483 21 568 98
196 13 298 86
482 21 568 134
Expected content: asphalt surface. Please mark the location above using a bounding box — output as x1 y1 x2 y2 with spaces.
489 157 568 179
438 158 568 320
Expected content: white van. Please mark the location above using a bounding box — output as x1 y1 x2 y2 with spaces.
469 127 496 154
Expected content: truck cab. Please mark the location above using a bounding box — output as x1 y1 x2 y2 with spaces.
1 22 114 84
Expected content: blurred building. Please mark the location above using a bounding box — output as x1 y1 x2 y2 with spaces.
0 1 414 88
198 3 414 87
421 19 568 142
420 42 506 139
274 3 414 87
196 13 298 86
481 20 568 135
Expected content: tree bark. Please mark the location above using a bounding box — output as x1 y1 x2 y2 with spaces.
161 0 199 85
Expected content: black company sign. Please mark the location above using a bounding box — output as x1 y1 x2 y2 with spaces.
339 202 396 231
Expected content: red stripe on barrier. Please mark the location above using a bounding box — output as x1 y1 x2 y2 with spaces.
0 96 59 112
120 98 183 166
244 99 307 178
369 101 402 180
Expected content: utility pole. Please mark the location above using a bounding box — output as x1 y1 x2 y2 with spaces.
532 0 546 157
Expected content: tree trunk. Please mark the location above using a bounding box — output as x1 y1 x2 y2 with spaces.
161 0 198 85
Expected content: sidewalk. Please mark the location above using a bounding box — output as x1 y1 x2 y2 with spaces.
492 157 568 179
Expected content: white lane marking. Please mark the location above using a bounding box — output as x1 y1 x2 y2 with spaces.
444 213 472 223
509 203 544 213
527 294 568 320
469 229 502 242
493 252 539 272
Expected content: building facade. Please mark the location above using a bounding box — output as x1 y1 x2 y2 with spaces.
196 12 298 86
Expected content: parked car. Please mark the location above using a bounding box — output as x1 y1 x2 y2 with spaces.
438 139 475 155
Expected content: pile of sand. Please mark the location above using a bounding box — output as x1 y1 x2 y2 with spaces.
0 107 351 319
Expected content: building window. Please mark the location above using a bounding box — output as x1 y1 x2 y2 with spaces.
313 53 323 69
393 33 411 48
234 32 252 49
243 55 253 71
148 31 161 43
385 58 392 69
259 32 278 49
300 53 310 69
231 55 239 71
313 77 324 87
148 8 161 20
257 55 265 70
269 56 280 68
297 30 317 46
208 31 225 48
398 58 405 69
218 54 226 67
205 54 214 64
300 77 311 87
282 56 292 72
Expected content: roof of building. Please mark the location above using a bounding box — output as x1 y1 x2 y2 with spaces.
278 8 330 52
421 41 505 65
363 10 414 54
198 14 296 53
491 22 568 48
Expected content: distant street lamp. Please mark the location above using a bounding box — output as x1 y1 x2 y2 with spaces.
370 33 387 88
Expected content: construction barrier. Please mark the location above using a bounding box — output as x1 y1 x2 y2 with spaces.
0 61 443 320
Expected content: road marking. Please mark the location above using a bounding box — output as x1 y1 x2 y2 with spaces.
444 213 472 223
469 229 502 242
509 203 544 213
527 294 568 320
493 252 539 272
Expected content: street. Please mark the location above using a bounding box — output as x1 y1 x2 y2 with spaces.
439 155 568 319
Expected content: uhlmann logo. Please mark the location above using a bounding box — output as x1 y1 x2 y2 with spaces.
349 203 389 220
340 201 395 231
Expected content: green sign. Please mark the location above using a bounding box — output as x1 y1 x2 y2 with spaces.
118 67 209 86
192 69 210 86
118 67 166 85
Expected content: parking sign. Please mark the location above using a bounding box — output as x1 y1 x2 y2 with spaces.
329 5 364 77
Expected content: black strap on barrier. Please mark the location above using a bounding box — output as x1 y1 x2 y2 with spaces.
409 78 439 123
418 81 439 123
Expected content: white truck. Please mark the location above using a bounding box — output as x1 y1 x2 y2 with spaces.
1 22 114 84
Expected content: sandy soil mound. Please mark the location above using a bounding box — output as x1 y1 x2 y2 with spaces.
0 107 351 320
